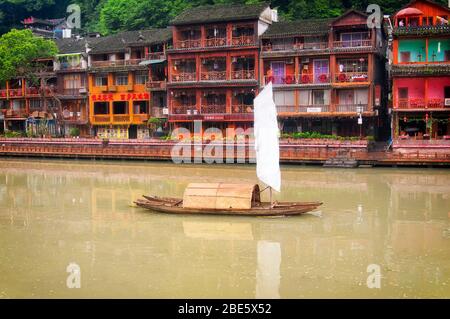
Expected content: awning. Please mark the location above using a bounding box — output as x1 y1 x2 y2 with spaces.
396 8 423 18
139 59 166 66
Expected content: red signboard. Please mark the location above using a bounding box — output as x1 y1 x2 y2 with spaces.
91 93 150 102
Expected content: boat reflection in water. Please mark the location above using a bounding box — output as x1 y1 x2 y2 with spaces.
0 159 449 298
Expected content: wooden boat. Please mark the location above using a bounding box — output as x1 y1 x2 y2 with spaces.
135 83 322 217
135 183 322 217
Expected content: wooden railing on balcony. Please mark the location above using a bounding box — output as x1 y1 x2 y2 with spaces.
265 73 330 85
231 35 256 46
171 105 196 115
171 72 196 82
151 107 167 118
93 115 111 123
200 71 227 81
397 98 446 109
5 109 28 118
231 104 253 114
298 105 331 112
336 104 369 113
112 114 131 123
201 105 226 114
59 88 86 96
333 39 372 49
205 37 227 47
132 113 149 123
262 42 328 52
63 112 85 122
26 87 40 96
174 39 202 49
335 72 369 83
231 69 255 80
146 52 165 60
8 89 24 97
277 105 297 113
125 58 145 66
146 81 167 90
91 60 126 68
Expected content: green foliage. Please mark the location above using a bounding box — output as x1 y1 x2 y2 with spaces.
0 29 58 82
69 127 80 137
2 130 24 138
281 132 366 140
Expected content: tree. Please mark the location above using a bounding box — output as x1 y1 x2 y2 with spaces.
0 29 58 82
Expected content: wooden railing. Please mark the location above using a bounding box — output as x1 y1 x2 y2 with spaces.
333 39 372 49
171 72 196 82
146 52 165 60
335 72 369 83
277 105 297 113
171 105 196 115
92 115 111 123
174 39 202 49
63 112 85 122
336 104 369 113
298 105 331 112
397 98 446 109
262 42 328 52
151 107 167 118
205 37 227 47
265 73 330 85
4 109 28 118
112 114 131 123
200 71 227 81
231 35 256 46
231 69 255 80
8 89 24 97
91 60 126 68
132 113 149 123
201 105 226 114
146 81 166 90
231 104 253 114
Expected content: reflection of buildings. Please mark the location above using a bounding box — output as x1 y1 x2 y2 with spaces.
0 160 449 297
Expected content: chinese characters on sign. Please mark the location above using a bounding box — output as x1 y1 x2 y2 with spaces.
91 93 150 102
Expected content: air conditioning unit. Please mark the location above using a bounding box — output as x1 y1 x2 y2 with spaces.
79 87 87 94
163 107 169 115
445 98 450 106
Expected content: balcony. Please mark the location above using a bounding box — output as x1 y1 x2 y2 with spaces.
230 70 255 81
333 39 373 51
393 24 450 37
62 111 86 122
59 88 87 96
265 73 330 85
201 105 226 114
112 114 130 123
298 105 331 113
205 37 227 48
0 89 7 98
91 60 126 68
200 71 227 81
132 113 149 124
8 89 24 98
146 81 167 91
277 105 297 113
92 115 111 124
335 72 369 83
146 52 165 61
231 35 256 46
396 98 446 109
174 39 201 50
262 42 329 53
4 109 28 118
171 72 196 82
26 87 40 97
171 105 197 115
151 107 167 118
231 104 253 114
335 104 369 113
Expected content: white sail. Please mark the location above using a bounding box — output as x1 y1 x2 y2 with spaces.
253 82 281 192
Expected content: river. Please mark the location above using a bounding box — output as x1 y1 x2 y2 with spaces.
0 159 449 298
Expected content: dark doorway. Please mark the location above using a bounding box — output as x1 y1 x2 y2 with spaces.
129 125 137 139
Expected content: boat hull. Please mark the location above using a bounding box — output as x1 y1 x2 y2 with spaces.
135 196 322 217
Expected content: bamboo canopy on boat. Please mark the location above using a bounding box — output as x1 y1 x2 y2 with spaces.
183 183 261 210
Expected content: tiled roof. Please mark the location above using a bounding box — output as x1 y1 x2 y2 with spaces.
392 64 450 76
171 2 270 26
261 19 333 38
89 28 172 54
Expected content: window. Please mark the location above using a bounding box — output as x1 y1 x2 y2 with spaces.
341 32 368 47
95 75 108 87
313 90 325 105
64 74 84 89
135 71 148 85
29 100 42 110
399 88 409 99
445 87 450 99
94 102 109 115
338 59 368 72
445 51 450 61
115 73 128 86
274 91 295 106
133 101 148 114
113 101 128 114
